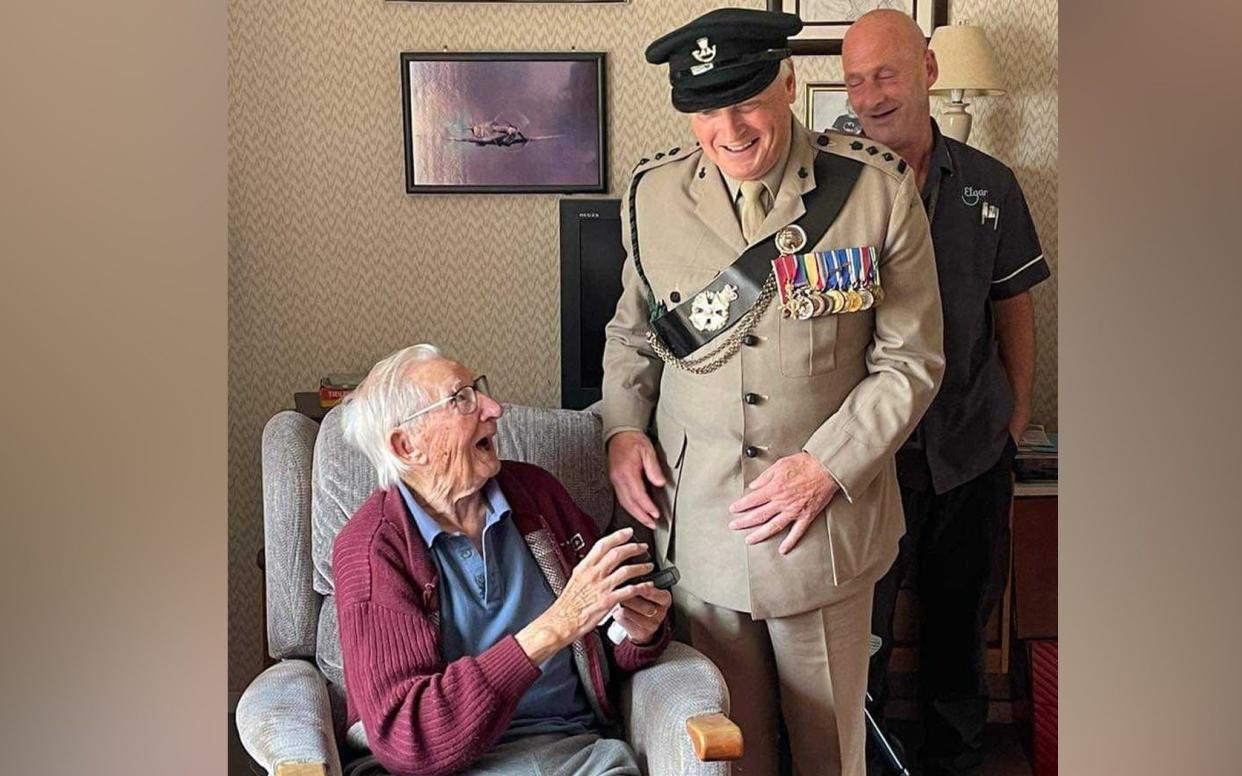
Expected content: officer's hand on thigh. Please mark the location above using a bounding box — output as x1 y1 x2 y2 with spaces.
727 452 839 554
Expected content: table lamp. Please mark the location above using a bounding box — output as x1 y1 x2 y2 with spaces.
928 22 1004 144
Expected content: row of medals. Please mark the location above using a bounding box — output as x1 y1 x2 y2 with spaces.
782 281 886 320
772 224 884 321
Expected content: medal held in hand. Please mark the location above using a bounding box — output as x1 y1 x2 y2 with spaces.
772 246 884 318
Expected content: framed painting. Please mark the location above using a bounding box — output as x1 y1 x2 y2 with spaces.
767 0 948 55
400 52 607 193
804 82 863 135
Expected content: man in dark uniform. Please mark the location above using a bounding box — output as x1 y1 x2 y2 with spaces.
842 11 1051 775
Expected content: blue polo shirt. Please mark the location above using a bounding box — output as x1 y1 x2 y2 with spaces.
396 479 596 741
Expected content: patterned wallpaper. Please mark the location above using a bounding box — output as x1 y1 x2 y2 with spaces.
228 0 1058 691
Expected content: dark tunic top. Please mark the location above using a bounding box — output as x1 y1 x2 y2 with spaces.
900 121 1050 494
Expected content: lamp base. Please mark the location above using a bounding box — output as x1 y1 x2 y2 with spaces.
939 100 973 144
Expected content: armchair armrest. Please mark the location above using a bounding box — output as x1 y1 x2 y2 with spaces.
685 713 744 761
620 641 741 776
236 659 342 776
275 766 328 776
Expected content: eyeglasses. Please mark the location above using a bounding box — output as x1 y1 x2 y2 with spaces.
396 375 491 427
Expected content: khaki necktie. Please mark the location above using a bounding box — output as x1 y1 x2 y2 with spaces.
739 179 768 243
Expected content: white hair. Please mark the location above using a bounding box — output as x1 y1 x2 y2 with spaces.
340 343 445 489
778 57 794 81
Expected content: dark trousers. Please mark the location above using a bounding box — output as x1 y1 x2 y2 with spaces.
867 440 1015 775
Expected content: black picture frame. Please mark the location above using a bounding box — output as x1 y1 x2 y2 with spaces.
767 0 948 55
558 197 624 409
400 52 607 194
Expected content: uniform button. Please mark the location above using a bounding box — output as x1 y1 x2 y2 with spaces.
742 334 759 347
744 446 760 458
670 290 681 303
744 393 762 405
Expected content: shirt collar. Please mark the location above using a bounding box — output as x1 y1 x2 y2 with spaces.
919 117 953 206
721 132 792 206
396 479 512 548
929 119 954 174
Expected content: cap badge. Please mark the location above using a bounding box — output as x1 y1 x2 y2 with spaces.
690 37 716 76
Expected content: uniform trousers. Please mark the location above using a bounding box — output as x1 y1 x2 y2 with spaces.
341 732 640 776
867 439 1015 775
675 584 874 776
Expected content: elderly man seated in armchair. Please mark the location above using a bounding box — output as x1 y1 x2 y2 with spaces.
333 343 673 776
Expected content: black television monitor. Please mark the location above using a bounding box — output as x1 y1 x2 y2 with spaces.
559 198 625 410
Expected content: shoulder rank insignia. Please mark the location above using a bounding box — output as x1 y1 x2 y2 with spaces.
819 130 908 180
632 143 698 175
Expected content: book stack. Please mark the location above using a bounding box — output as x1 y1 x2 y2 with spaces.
319 374 363 409
1015 424 1058 483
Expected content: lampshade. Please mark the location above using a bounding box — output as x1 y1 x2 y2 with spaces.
928 24 1005 97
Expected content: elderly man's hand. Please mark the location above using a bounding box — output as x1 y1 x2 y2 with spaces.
516 528 652 664
727 452 839 555
607 431 667 529
614 583 672 645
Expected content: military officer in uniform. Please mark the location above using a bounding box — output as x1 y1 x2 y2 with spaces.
600 9 946 775
841 11 1052 775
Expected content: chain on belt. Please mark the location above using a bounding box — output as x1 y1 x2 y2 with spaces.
646 274 777 375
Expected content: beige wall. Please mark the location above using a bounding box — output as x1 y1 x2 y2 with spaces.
228 0 1058 690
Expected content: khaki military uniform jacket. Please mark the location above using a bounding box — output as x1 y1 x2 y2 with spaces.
601 120 945 618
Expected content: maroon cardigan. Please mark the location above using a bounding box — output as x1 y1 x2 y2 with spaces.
333 460 670 776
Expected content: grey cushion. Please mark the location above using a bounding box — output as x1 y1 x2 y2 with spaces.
494 404 615 530
311 407 376 597
316 594 349 738
262 411 324 660
316 596 344 689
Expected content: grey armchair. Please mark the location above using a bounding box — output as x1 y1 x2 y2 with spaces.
236 402 741 776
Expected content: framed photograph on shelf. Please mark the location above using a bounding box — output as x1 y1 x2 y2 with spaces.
767 0 948 55
804 82 863 135
400 52 607 194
